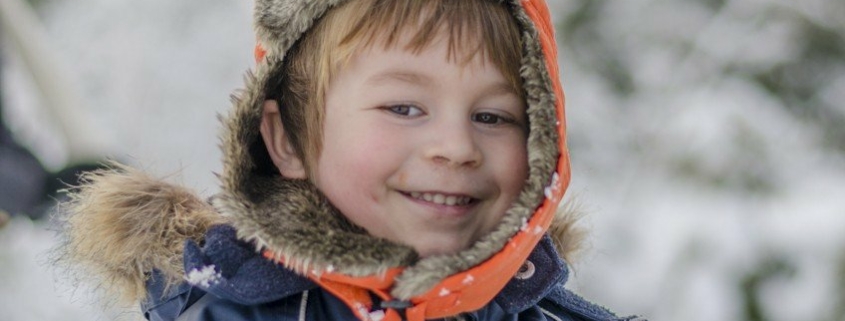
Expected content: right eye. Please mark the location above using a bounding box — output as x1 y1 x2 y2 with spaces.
384 104 424 117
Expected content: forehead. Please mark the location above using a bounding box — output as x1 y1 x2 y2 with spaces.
322 0 523 95
348 34 514 92
355 27 485 69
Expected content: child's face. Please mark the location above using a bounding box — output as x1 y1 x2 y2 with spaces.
313 34 528 257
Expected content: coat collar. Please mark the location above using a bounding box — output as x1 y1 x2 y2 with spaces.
181 224 568 314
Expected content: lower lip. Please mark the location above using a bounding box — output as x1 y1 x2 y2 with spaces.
401 193 476 218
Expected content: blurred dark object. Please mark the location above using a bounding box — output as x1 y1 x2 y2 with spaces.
0 116 110 220
740 257 795 321
1 0 114 220
0 97 49 219
0 60 109 220
0 209 10 228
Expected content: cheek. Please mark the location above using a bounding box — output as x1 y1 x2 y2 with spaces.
315 119 405 205
320 124 399 174
314 123 405 237
314 140 375 221
489 137 529 194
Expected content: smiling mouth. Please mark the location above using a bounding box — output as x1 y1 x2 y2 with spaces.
407 192 476 206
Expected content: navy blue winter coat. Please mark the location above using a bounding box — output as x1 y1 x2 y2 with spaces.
143 226 634 321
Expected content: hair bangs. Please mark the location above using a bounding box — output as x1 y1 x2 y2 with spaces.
334 0 524 95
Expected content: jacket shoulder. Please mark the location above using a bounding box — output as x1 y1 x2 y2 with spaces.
144 286 303 321
538 285 646 321
144 277 359 321
143 225 322 320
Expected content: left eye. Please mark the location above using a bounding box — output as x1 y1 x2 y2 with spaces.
472 112 513 125
385 104 424 117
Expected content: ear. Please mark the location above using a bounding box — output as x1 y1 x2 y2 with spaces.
260 100 307 179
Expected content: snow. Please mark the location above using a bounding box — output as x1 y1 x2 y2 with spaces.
1 0 843 320
439 288 451 297
367 309 385 321
0 217 136 321
352 302 370 320
185 265 221 288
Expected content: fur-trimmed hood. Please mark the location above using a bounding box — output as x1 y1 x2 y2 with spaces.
57 0 577 316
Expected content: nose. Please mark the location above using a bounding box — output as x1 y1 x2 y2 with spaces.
423 121 483 168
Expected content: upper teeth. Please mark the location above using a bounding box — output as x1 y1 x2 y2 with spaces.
410 192 472 206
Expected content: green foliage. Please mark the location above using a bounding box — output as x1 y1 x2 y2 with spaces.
555 0 845 319
740 257 795 321
557 0 637 96
25 0 50 8
834 255 845 321
752 16 845 152
670 120 776 195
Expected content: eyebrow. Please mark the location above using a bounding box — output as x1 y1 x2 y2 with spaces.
366 70 434 87
482 81 519 98
367 70 518 97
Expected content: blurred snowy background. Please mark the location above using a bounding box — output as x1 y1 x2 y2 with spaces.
1 0 843 320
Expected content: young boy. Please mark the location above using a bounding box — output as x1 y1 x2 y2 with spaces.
60 0 639 320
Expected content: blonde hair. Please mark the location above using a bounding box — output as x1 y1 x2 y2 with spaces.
266 0 524 177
